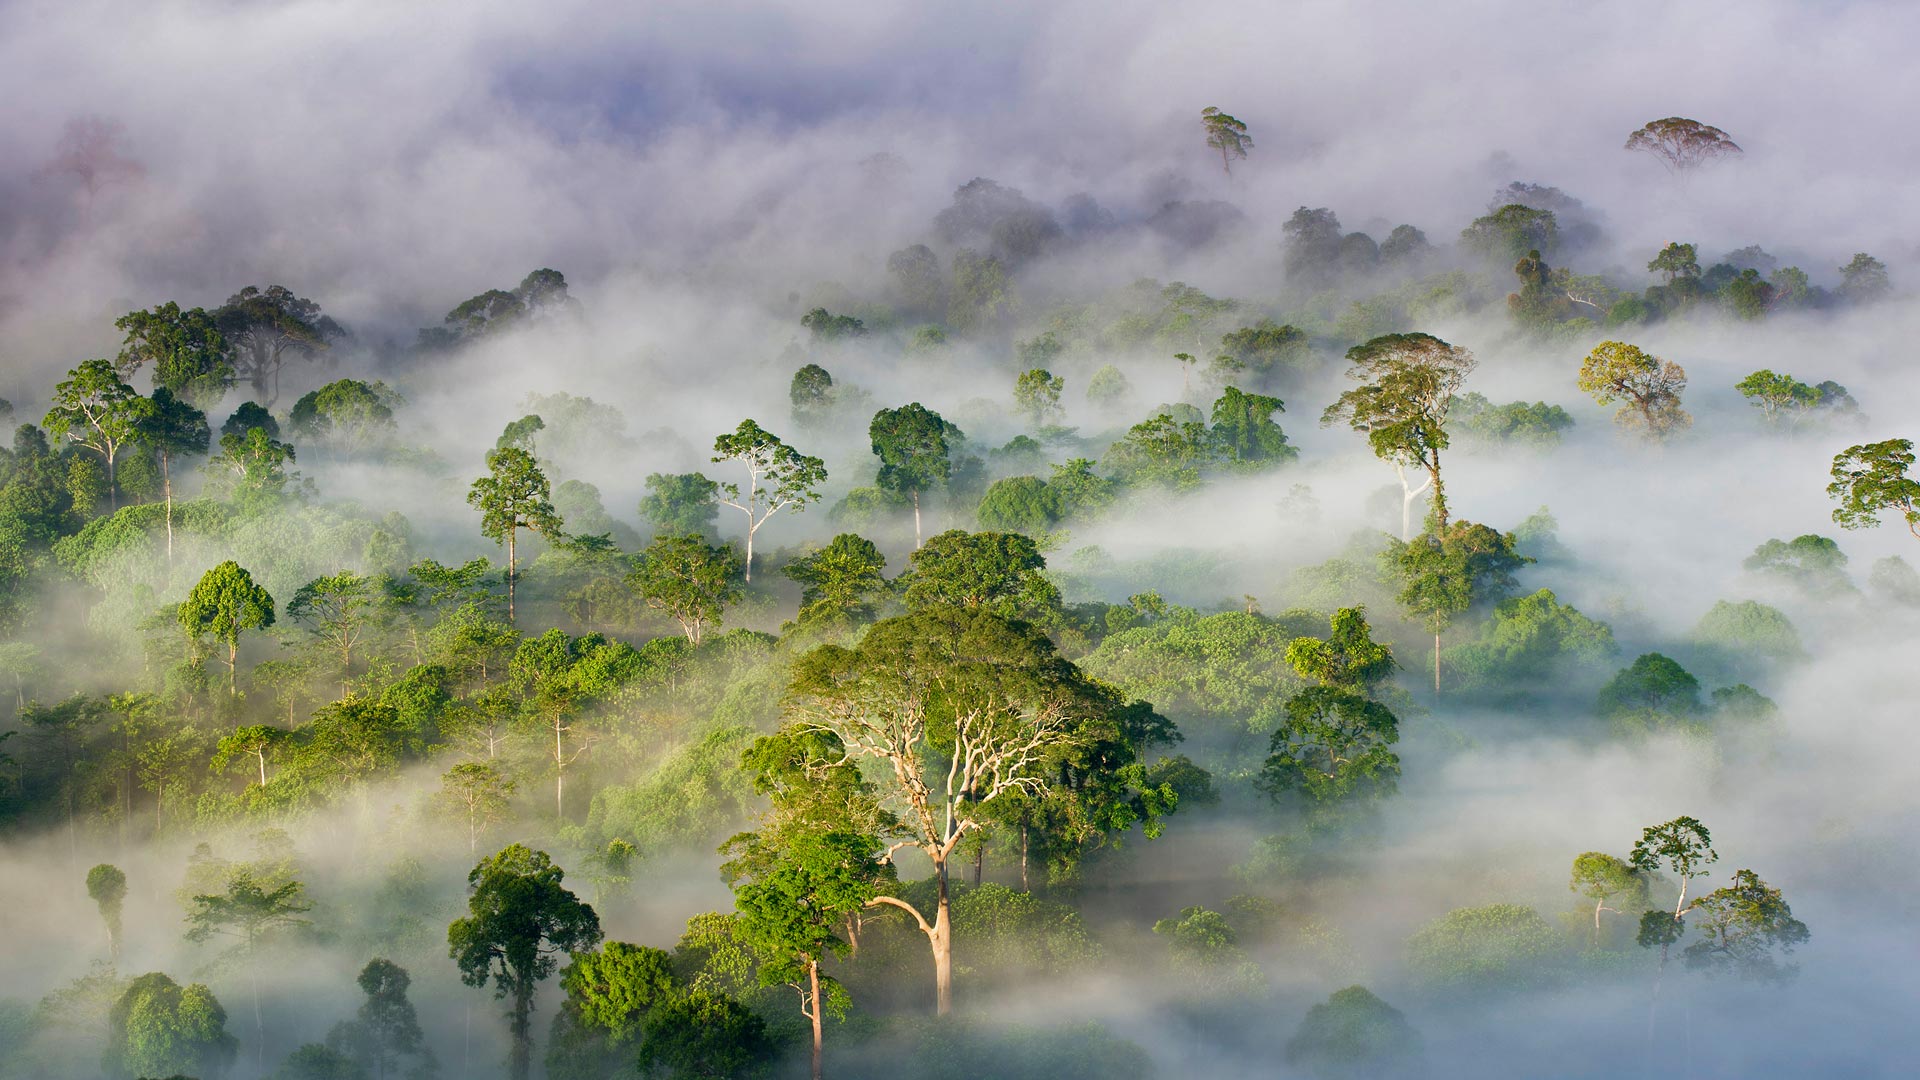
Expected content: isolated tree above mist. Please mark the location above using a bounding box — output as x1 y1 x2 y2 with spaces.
1200 106 1252 174
448 844 603 1080
86 862 128 962
1323 332 1476 538
1013 368 1065 427
325 958 437 1080
1386 519 1529 692
179 559 276 695
1681 869 1809 980
186 868 314 1073
1578 341 1691 441
1736 370 1861 428
439 761 515 854
420 269 579 350
1219 319 1310 389
1625 117 1742 172
114 301 232 409
287 570 388 696
711 419 826 582
214 285 343 407
1568 852 1648 949
44 358 152 512
1828 439 1919 542
800 307 867 344
1286 607 1396 695
468 447 562 622
869 403 955 547
1838 253 1891 304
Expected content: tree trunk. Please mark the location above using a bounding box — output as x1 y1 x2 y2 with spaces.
228 640 239 695
912 489 923 549
257 750 267 788
808 960 823 1080
107 450 119 512
554 719 566 821
972 842 983 887
744 520 756 583
1427 450 1447 530
161 449 174 565
932 859 953 1015
1433 631 1441 693
509 976 534 1080
506 528 517 623
1020 824 1029 892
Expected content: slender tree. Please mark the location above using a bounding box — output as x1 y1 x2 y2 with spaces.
178 560 276 695
869 403 954 547
1569 852 1647 948
137 388 210 564
114 302 232 408
86 862 128 962
1200 106 1253 173
467 447 563 622
186 868 314 1072
627 533 742 643
440 761 515 854
327 958 438 1080
710 419 827 582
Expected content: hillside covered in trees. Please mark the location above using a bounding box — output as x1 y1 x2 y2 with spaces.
1 3 1917 1079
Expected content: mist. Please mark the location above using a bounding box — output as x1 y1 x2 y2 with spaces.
2 1 1918 1078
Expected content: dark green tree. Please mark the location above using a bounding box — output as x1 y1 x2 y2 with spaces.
869 403 954 547
627 533 742 643
640 472 720 541
87 862 129 962
136 388 210 564
326 959 436 1080
106 972 238 1080
1285 985 1422 1080
467 447 563 622
213 285 342 406
447 845 603 1080
114 302 232 408
782 534 889 628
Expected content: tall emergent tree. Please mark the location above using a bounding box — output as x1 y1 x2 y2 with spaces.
1323 333 1477 538
287 570 385 696
782 606 1114 1015
44 358 153 511
468 447 563 622
869 403 954 547
1578 341 1691 441
179 560 276 695
1569 852 1648 948
1200 106 1252 173
1828 438 1919 542
1625 117 1742 172
440 761 515 854
710 419 827 582
137 388 211 564
213 285 342 406
448 844 603 1080
186 869 314 1072
87 862 128 962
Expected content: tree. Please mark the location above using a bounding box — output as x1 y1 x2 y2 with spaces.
1200 106 1252 173
439 761 515 854
1285 607 1395 693
44 358 153 511
1735 370 1822 425
726 830 881 1079
186 869 314 1071
789 363 836 429
975 476 1062 535
1630 816 1718 955
87 862 129 962
326 959 437 1080
639 472 720 541
1838 253 1890 303
1682 869 1809 980
508 629 640 820
1625 117 1742 172
710 419 827 582
1828 439 1919 542
214 724 288 788
289 380 400 461
1013 368 1064 427
1208 386 1297 469
222 401 281 441
782 534 889 628
636 990 772 1079
448 845 603 1080
206 425 303 508
1259 686 1400 806
1596 653 1702 734
800 307 867 343
213 285 342 406
1646 242 1700 283
1386 520 1528 691
869 403 954 547
179 560 276 695
783 607 1101 1014
114 302 232 408
137 388 210 564
287 571 386 696
547 942 678 1078
1219 319 1310 389
1461 204 1558 261
1086 364 1131 409
1322 333 1476 538
467 447 563 622
106 972 237 1080
1406 904 1562 990
628 533 742 643
1569 852 1648 948
901 529 1063 625
1577 341 1691 441
1285 986 1422 1080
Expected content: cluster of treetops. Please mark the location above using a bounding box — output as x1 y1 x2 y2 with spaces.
2 112 1915 1080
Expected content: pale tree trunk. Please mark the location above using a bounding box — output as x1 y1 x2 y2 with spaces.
1020 824 1029 893
554 719 566 821
161 449 175 565
1393 463 1433 541
808 960 823 1080
1433 631 1442 693
509 976 534 1080
932 863 952 1015
912 489 923 548
506 528 517 623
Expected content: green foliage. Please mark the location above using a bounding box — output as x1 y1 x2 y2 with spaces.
1682 869 1809 980
1285 986 1422 1080
324 958 435 1080
1578 340 1690 440
1153 905 1262 990
1461 204 1558 261
1285 606 1395 693
289 379 401 458
179 559 275 691
782 533 889 628
1828 439 1918 540
1445 588 1616 700
636 990 772 1079
641 473 721 542
900 529 1062 624
106 972 237 1080
1449 392 1573 449
1260 687 1400 804
1207 386 1297 469
1084 364 1131 409
1691 599 1802 682
559 942 679 1047
1218 319 1310 388
1013 368 1064 427
1200 106 1252 171
1323 333 1476 523
800 307 867 343
628 533 743 643
1596 653 1702 734
1405 904 1563 990
869 403 954 502
1744 534 1853 596
115 302 232 409
1837 252 1890 303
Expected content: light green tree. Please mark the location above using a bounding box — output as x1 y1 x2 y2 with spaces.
1578 341 1691 441
44 358 154 511
1200 106 1252 173
467 447 563 621
1323 333 1477 538
186 869 314 1072
1828 438 1918 542
710 419 827 582
86 863 129 962
179 560 276 695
